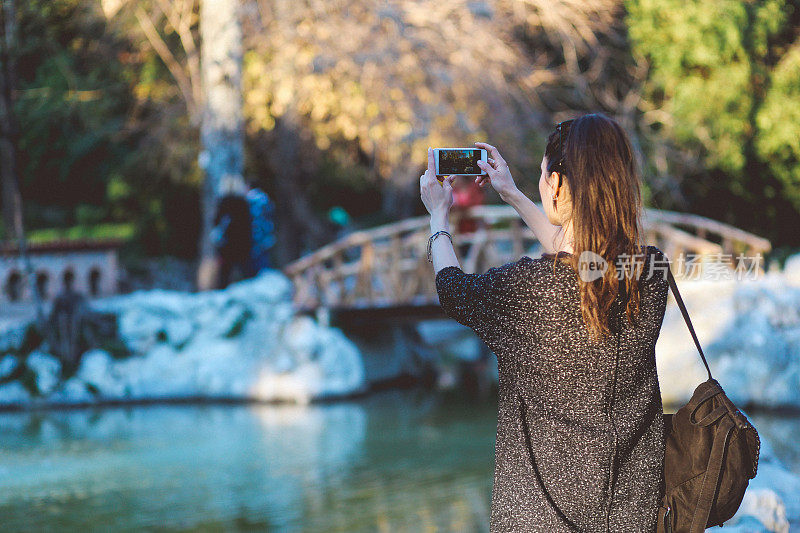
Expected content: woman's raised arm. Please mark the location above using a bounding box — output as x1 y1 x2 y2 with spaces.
501 188 563 254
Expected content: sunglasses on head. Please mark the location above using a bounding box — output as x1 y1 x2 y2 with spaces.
554 119 573 181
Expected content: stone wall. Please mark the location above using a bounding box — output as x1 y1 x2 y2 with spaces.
0 247 119 303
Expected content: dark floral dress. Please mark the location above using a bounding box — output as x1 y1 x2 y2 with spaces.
435 245 671 532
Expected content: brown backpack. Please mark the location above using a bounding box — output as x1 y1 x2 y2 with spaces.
657 268 761 533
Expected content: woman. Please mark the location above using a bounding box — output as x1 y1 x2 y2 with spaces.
419 113 671 532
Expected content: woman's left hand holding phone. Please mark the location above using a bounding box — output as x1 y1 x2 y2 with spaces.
420 147 456 221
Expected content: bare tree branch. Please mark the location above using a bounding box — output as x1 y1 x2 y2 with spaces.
135 5 198 118
153 0 203 112
177 0 203 110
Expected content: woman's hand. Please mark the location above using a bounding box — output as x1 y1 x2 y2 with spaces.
420 147 455 219
474 142 519 202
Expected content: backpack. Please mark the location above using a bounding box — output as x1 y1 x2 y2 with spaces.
657 267 761 533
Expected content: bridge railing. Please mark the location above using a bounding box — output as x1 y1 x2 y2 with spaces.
284 205 772 311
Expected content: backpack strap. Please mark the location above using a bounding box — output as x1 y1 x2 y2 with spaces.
666 266 713 381
689 415 735 533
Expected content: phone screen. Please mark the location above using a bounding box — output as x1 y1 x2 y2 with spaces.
438 149 483 175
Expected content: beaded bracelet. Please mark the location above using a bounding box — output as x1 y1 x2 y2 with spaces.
427 230 453 263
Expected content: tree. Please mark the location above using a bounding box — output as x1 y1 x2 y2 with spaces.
196 0 245 290
0 0 47 332
627 0 800 244
14 0 181 252
756 38 800 213
106 0 245 286
243 0 645 221
0 0 22 241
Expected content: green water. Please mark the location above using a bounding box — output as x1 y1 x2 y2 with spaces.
0 390 497 532
0 390 797 532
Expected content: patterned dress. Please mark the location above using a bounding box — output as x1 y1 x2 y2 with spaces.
435 245 671 532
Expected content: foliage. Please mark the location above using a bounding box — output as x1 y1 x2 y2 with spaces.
12 0 202 257
26 222 135 244
756 41 800 207
9 0 800 266
243 0 640 216
15 0 133 226
627 0 800 229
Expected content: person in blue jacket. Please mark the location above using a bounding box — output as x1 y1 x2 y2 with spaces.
246 180 276 274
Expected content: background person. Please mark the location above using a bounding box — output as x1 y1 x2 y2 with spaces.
245 180 276 274
48 270 88 374
212 177 254 289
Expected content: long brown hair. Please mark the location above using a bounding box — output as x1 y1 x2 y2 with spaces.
544 113 646 343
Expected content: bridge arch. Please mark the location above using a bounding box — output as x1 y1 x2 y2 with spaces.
4 270 23 302
36 271 50 300
284 206 772 313
88 266 102 297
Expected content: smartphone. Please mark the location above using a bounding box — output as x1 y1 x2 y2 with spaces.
434 148 488 176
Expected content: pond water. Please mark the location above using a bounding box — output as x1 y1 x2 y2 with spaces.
0 390 797 532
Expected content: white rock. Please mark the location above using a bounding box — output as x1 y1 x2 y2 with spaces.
314 327 366 397
117 306 167 354
0 355 18 379
48 377 95 404
206 302 252 339
75 349 127 399
164 317 194 348
250 366 316 404
0 381 30 405
224 269 293 303
247 324 365 403
782 253 800 288
709 516 777 532
733 489 789 533
25 351 61 395
0 271 364 405
656 278 733 405
0 321 29 353
657 273 800 409
750 463 800 522
284 316 319 361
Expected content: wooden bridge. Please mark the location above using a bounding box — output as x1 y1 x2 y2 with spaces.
283 205 772 319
